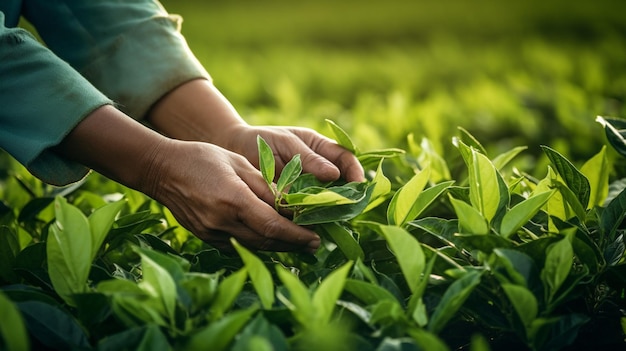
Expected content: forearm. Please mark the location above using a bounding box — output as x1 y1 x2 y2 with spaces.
147 79 247 149
54 105 170 193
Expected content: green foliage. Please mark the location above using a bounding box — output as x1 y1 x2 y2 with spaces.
3 119 625 350
6 0 626 345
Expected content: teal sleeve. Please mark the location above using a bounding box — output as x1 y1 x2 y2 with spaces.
0 12 113 186
21 0 211 119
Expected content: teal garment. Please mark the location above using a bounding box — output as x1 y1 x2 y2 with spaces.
0 0 210 186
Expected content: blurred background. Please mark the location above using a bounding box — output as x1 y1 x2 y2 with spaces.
159 0 626 176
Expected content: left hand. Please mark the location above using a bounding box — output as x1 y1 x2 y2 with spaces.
216 124 365 183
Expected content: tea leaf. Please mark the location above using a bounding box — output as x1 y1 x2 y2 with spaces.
580 146 609 209
97 325 171 351
408 328 450 351
47 197 92 305
326 119 358 154
428 270 482 333
455 139 500 223
292 184 374 225
319 222 364 261
312 261 353 324
408 134 451 183
283 187 358 206
135 248 178 323
596 116 626 158
257 135 275 187
502 283 538 327
276 154 302 194
378 225 425 294
541 234 574 304
231 314 289 351
600 187 626 243
457 127 487 155
186 306 258 351
343 279 401 305
500 190 555 238
541 145 590 210
492 146 528 171
450 197 489 235
0 291 29 351
276 265 313 326
387 167 431 226
363 159 392 213
232 239 275 309
404 180 455 226
88 198 126 260
211 268 248 319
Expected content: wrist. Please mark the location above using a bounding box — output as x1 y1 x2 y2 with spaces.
146 79 248 146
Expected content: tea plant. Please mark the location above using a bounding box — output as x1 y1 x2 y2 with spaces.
0 118 625 350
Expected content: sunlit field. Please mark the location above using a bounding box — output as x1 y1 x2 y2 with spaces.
2 1 626 350
163 0 626 171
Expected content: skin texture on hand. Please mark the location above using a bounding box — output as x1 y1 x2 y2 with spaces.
54 105 322 252
53 78 366 253
147 79 365 183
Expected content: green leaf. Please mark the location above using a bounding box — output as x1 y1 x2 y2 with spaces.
540 234 574 304
276 154 302 194
0 226 19 282
312 261 353 324
363 159 392 213
378 225 425 294
135 248 178 323
292 184 374 225
232 238 275 309
47 196 92 305
428 270 482 333
500 190 555 238
231 314 289 351
387 167 431 226
492 146 528 171
580 146 609 209
283 187 359 206
596 116 626 158
17 300 91 350
541 145 591 210
186 306 258 351
88 198 126 260
276 265 313 326
601 187 626 244
257 135 275 187
211 268 248 319
408 328 450 351
455 139 500 222
319 222 364 261
343 279 401 305
457 127 487 155
404 180 455 226
408 134 451 183
0 291 29 351
326 119 358 154
449 197 489 235
97 325 172 351
502 284 538 328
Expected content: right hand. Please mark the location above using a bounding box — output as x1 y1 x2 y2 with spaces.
140 139 321 253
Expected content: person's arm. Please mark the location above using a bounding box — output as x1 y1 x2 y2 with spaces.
147 79 366 183
20 0 364 183
54 105 321 253
0 12 110 185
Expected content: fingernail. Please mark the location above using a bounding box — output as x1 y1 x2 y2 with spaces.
307 237 321 252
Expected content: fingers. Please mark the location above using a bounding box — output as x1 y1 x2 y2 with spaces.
289 128 365 183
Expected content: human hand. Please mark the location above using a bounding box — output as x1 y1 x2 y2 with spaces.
141 139 322 252
147 80 364 184
216 125 366 184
